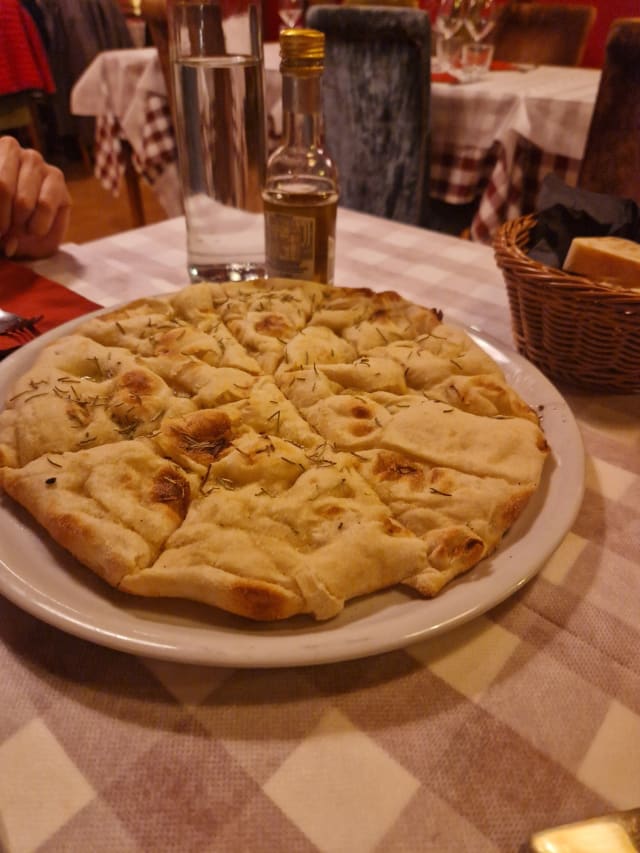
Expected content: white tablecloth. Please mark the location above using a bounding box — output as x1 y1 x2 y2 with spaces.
432 65 599 161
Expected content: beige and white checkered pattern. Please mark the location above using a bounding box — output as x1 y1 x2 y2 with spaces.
7 210 640 852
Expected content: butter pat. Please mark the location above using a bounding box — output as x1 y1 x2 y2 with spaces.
563 236 640 289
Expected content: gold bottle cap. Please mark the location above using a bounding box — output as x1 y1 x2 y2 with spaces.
279 28 325 69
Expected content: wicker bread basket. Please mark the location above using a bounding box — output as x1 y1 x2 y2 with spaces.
494 215 640 393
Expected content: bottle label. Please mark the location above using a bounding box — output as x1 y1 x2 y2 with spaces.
327 235 335 284
265 212 315 279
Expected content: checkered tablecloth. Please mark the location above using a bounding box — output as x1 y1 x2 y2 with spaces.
71 52 601 246
71 48 182 219
431 136 581 243
71 46 283 221
2 211 638 852
93 95 177 194
430 65 600 242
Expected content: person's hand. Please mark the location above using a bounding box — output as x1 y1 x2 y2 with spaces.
0 136 72 260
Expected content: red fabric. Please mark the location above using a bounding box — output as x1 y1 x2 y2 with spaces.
0 0 55 96
263 0 281 42
0 261 99 352
489 59 518 70
534 0 639 68
431 71 461 84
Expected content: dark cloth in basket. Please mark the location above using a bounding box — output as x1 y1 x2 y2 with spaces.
527 174 640 268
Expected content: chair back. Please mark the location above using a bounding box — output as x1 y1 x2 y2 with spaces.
306 4 431 226
578 18 640 204
0 94 43 151
492 3 596 66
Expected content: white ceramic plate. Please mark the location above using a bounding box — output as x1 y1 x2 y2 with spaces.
0 315 584 668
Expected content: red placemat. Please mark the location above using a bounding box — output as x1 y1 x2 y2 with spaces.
431 71 460 84
0 260 100 352
490 59 518 71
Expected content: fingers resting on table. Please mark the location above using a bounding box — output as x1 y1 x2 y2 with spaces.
0 135 72 260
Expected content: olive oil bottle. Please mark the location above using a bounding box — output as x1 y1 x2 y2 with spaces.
263 28 339 283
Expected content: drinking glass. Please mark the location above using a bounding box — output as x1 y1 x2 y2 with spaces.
277 0 303 29
432 0 468 73
168 0 268 283
460 40 494 80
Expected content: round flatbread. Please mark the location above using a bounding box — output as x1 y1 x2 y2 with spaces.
0 279 549 621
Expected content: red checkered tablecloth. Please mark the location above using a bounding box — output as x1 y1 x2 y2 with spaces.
71 46 283 219
93 112 122 194
94 94 177 196
431 136 581 243
70 48 184 218
430 65 600 242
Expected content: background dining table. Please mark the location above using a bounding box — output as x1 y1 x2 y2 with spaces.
70 46 601 247
0 208 638 852
69 44 282 224
69 46 182 221
430 63 601 242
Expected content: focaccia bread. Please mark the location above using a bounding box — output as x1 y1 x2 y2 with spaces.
0 279 549 621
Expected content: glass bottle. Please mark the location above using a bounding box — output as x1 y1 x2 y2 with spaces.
263 28 339 284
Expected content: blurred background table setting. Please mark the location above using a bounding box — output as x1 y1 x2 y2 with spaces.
69 46 182 224
69 40 284 230
427 0 603 241
57 0 611 249
429 61 600 241
432 0 499 82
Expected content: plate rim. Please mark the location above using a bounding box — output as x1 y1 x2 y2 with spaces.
0 310 585 668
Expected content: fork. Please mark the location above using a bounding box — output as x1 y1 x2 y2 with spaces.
0 307 43 340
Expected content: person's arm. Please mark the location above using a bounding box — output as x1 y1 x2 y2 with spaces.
0 136 72 260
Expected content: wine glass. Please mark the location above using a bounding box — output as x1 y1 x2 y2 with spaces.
435 31 465 75
464 0 499 43
433 0 467 40
278 0 303 29
433 0 467 74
